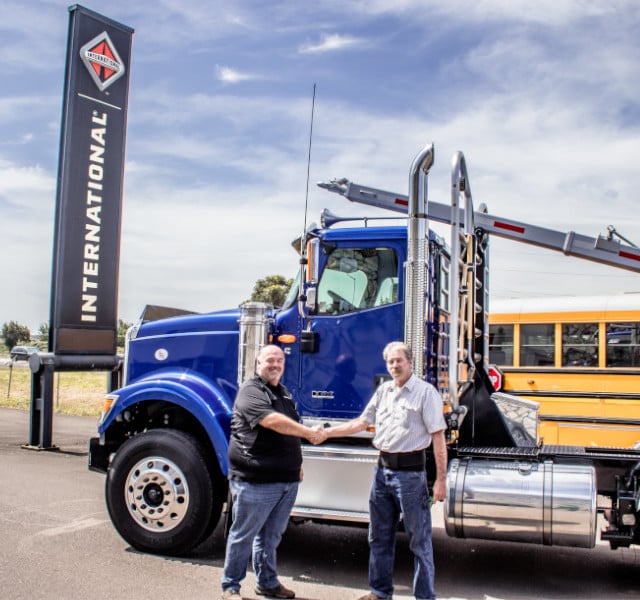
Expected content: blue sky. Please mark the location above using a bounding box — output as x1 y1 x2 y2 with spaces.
1 0 639 332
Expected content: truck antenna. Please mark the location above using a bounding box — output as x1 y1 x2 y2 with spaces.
297 84 317 321
302 83 316 237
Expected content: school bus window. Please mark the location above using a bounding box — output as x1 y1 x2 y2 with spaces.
562 323 598 367
489 324 513 365
606 322 640 367
520 323 554 366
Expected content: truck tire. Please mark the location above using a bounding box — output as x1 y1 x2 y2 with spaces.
105 428 222 556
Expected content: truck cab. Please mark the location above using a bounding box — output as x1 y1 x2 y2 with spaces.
276 224 446 422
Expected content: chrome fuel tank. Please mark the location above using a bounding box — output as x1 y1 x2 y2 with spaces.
445 458 597 548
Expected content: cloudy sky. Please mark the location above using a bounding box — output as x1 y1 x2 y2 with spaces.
1 0 639 332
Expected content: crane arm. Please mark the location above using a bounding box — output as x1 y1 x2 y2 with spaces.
318 178 640 274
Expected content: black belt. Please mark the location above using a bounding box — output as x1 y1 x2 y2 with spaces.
378 449 426 471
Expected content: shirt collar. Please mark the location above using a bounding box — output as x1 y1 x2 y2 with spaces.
255 374 277 388
255 374 288 396
393 373 417 392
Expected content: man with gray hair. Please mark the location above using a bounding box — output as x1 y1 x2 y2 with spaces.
324 341 447 600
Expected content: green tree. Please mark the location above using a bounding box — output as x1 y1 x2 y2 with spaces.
117 319 133 348
1 321 31 351
37 322 50 349
250 275 294 308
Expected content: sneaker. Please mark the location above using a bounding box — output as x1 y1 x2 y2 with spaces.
255 583 296 598
221 589 241 599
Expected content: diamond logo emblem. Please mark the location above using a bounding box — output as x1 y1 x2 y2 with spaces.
79 31 126 92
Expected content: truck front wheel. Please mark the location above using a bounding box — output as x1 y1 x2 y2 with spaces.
105 428 221 556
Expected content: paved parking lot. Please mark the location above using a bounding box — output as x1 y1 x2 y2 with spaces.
1 407 638 600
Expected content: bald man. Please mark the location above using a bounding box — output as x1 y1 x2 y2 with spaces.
221 345 324 600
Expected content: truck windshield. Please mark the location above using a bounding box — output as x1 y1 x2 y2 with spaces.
281 271 299 309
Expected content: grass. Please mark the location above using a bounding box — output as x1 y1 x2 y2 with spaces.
0 359 108 417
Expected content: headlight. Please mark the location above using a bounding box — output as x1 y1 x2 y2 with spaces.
99 393 119 425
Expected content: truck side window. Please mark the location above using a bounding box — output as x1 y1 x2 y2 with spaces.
317 247 398 315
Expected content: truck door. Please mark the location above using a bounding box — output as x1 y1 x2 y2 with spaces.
296 244 404 420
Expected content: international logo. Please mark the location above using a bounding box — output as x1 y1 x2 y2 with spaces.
79 31 125 92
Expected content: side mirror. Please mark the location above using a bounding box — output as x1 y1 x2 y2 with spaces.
307 238 320 283
299 238 320 315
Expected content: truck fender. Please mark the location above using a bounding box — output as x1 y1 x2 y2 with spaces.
100 370 234 475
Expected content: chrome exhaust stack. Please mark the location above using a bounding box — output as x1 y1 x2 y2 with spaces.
237 302 273 385
404 143 435 377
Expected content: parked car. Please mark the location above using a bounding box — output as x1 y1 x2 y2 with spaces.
10 345 39 361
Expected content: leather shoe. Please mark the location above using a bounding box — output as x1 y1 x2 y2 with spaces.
255 583 295 598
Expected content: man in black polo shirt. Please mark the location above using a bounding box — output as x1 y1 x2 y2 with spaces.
221 344 325 600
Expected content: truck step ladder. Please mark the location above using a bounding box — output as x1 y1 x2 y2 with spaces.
448 151 486 405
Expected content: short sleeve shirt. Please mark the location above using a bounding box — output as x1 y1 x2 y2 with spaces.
361 374 446 452
228 375 302 483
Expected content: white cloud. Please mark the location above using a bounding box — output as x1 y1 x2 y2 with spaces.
215 65 257 84
0 160 55 331
0 161 53 195
299 33 365 54
357 0 636 26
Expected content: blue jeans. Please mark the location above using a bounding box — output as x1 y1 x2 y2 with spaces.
221 479 299 593
368 466 436 600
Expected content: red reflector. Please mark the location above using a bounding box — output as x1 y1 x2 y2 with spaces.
493 221 526 234
394 198 408 207
619 250 640 262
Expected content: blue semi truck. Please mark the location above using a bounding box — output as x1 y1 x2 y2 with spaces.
89 143 640 557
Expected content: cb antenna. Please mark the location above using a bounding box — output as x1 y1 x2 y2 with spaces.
298 84 316 319
302 83 316 238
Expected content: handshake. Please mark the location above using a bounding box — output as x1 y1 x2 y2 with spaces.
306 425 329 445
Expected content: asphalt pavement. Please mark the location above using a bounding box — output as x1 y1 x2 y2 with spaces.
1 407 638 600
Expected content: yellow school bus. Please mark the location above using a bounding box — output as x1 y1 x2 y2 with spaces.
489 293 640 448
